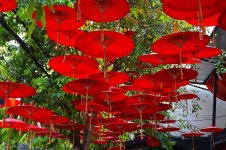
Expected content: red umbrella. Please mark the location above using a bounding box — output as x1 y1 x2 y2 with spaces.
32 10 43 28
125 95 155 105
157 126 180 132
7 106 53 120
151 32 210 56
0 117 28 129
75 31 134 58
121 102 162 139
160 119 176 124
48 55 100 79
142 123 161 130
93 91 127 103
133 74 172 90
146 136 161 147
34 115 70 133
74 102 109 112
153 68 198 83
64 78 109 95
90 71 130 86
161 1 226 20
56 123 85 131
0 0 16 12
139 53 188 65
184 47 222 59
104 119 139 134
47 29 84 48
0 81 36 98
92 139 107 145
16 124 47 133
186 13 220 26
200 126 224 133
218 10 226 30
181 132 204 150
44 5 85 30
76 0 130 22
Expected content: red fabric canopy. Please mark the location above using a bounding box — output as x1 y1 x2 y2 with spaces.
0 0 16 12
76 0 130 22
75 31 134 58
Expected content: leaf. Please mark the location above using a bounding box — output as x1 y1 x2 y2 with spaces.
28 20 35 39
36 3 43 21
21 0 35 20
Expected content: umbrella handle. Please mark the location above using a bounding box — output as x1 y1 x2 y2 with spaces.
192 137 195 150
7 128 11 150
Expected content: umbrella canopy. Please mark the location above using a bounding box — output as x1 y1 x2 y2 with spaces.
56 123 85 130
74 102 109 112
48 55 100 79
34 115 70 125
139 53 188 65
0 81 36 98
181 132 204 137
93 91 127 103
0 118 28 129
75 31 134 58
200 126 224 133
104 119 139 133
157 126 180 132
186 13 220 26
184 47 222 59
64 78 109 94
90 71 130 86
151 32 210 56
161 0 226 20
47 29 84 47
16 125 47 133
0 0 16 12
153 68 198 83
44 5 85 30
7 106 54 120
76 0 130 22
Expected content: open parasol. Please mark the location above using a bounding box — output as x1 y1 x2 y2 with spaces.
48 55 100 79
0 0 16 12
76 0 130 22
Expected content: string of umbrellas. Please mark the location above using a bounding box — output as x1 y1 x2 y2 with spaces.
1 0 226 150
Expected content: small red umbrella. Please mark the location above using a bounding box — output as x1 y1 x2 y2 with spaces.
151 32 210 56
56 123 85 131
0 98 21 108
218 10 226 30
121 102 161 139
75 31 134 58
92 139 107 145
90 71 130 86
139 53 188 65
76 0 130 22
7 106 53 120
93 91 127 103
153 68 198 83
17 125 47 133
200 126 224 133
104 119 139 134
157 126 180 132
142 123 161 130
146 136 161 147
160 119 176 124
74 102 109 113
133 74 172 90
44 5 85 30
64 78 109 95
49 55 100 79
125 95 155 105
47 29 84 48
181 132 204 150
0 0 16 12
